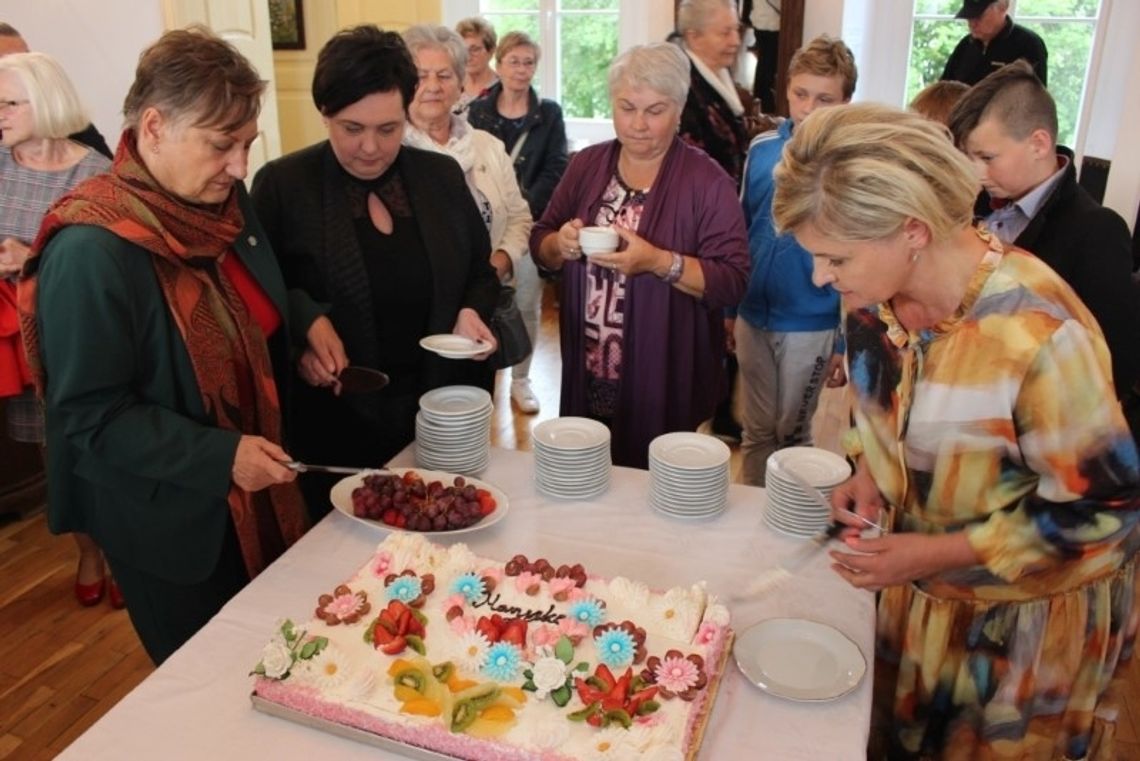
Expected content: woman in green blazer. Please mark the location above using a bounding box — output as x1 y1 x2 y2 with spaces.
19 28 308 665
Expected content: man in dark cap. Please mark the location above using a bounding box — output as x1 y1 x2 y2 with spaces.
940 0 1047 86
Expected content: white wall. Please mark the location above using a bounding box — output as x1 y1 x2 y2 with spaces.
0 0 163 150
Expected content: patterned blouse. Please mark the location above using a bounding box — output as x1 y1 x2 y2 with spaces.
845 230 1140 601
583 174 648 418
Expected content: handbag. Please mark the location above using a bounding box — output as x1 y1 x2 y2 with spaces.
489 285 533 370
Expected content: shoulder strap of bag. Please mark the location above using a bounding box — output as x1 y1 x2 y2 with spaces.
509 129 531 164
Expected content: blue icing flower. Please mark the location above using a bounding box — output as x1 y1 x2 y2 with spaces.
385 576 423 603
449 572 486 603
594 628 635 668
482 642 523 682
567 599 605 628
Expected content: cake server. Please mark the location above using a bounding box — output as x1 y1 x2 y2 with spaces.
283 461 392 475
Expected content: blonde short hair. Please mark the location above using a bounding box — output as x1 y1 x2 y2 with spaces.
788 35 858 101
0 52 88 139
455 17 497 53
772 103 978 245
676 0 736 36
496 31 540 65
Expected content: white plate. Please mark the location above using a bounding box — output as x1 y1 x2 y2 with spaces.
330 468 507 536
419 386 493 417
767 447 851 488
648 433 730 470
533 417 611 451
734 618 866 702
419 335 493 359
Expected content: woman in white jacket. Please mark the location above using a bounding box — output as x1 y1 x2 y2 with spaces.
402 25 540 411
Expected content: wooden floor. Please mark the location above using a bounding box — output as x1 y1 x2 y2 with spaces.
1 281 1138 759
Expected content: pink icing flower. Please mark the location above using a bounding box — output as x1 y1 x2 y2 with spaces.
696 621 720 646
326 592 365 620
654 655 700 694
557 617 590 642
515 571 542 594
548 577 576 598
442 593 467 612
480 567 502 585
370 551 392 578
566 586 590 603
450 614 475 636
530 624 561 649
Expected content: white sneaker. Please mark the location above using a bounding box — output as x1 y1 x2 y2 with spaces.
510 378 540 414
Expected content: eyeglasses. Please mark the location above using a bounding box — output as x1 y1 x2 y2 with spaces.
501 58 537 70
0 99 28 112
466 45 487 56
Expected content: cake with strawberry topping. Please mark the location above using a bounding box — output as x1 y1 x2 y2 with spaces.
251 532 732 760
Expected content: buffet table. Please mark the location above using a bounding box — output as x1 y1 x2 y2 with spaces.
57 446 875 760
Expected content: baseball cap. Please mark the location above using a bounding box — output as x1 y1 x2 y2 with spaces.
955 0 997 19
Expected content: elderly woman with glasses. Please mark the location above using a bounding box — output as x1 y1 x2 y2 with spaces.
0 52 113 609
531 43 749 468
454 16 498 114
467 30 568 413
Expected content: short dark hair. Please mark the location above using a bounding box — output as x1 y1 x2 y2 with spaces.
0 22 23 38
123 26 265 132
948 60 1057 146
312 25 417 115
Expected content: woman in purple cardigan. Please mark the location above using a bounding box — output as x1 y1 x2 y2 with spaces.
531 43 748 468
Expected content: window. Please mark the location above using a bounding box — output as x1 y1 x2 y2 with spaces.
479 0 620 120
907 0 1103 147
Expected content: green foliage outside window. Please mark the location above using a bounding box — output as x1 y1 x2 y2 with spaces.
907 0 1101 147
483 0 618 120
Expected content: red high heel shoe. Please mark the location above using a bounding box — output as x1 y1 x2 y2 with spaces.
75 577 106 607
108 579 126 610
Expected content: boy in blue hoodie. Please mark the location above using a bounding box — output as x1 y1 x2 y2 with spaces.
733 35 857 485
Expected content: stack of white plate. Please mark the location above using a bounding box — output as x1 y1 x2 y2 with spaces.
764 447 851 537
648 432 731 519
532 417 611 499
415 386 493 475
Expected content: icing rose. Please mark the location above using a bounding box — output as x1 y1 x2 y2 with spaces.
558 617 590 643
515 570 543 595
530 654 570 699
259 641 293 679
695 621 720 646
530 624 561 649
370 550 392 578
549 576 577 601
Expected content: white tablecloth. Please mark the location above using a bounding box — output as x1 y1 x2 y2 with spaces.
57 446 875 761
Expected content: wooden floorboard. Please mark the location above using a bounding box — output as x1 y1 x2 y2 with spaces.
1 279 1136 758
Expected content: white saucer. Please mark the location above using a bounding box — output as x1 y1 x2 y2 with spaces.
649 433 730 470
533 417 611 451
734 618 866 702
419 335 493 359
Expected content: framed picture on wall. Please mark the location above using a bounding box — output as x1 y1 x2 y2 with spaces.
269 0 305 50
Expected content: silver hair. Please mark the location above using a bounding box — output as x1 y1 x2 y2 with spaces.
676 0 736 36
402 24 466 81
607 43 691 107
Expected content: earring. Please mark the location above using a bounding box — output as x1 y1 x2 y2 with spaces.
151 143 159 154
910 250 919 264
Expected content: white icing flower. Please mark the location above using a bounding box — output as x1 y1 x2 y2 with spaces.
452 630 491 674
651 586 705 641
259 641 294 679
301 644 348 689
585 727 641 760
336 667 376 702
530 655 570 700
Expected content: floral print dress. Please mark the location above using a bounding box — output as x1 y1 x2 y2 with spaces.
844 231 1140 760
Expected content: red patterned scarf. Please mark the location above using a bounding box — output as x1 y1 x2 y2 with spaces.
18 132 307 577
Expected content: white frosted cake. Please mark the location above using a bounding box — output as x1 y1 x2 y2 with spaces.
251 532 733 760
